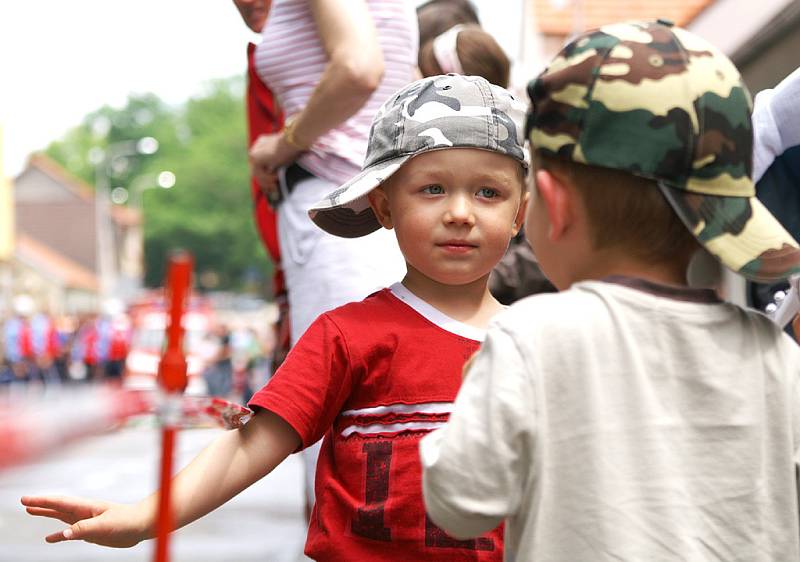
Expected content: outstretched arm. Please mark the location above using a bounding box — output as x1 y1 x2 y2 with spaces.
22 409 300 547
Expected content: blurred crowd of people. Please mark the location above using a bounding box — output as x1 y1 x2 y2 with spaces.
0 292 276 406
0 295 130 387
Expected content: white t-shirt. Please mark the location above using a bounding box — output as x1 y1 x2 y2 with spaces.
421 277 800 562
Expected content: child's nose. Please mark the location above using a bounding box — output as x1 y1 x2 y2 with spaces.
444 195 475 226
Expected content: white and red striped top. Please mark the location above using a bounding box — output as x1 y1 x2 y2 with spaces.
254 0 418 185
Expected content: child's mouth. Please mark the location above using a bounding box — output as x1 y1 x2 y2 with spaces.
437 241 477 253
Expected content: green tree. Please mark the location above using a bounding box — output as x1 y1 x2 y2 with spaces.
45 78 273 296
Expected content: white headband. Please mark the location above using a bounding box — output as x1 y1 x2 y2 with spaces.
432 24 466 75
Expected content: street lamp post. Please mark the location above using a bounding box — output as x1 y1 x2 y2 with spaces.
90 137 159 300
109 170 176 299
111 170 176 208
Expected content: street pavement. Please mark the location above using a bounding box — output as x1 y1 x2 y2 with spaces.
0 418 309 562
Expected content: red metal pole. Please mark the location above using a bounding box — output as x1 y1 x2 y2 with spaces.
153 251 192 562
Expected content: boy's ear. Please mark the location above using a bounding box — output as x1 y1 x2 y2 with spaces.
367 186 394 230
535 169 573 241
511 191 529 236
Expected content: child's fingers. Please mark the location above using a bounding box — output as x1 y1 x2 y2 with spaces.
25 506 77 524
793 314 800 343
45 518 94 543
44 528 71 543
21 495 109 529
21 495 79 510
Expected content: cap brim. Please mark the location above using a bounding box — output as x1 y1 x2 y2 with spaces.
308 157 408 238
659 182 800 283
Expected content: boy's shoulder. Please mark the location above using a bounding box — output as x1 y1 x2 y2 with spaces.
320 285 435 332
493 277 733 336
493 278 800 371
498 277 794 338
321 284 487 346
322 287 396 324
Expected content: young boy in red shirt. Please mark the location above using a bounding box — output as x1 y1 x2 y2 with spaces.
22 74 528 561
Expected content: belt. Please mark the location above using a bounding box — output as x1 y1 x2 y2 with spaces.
269 163 315 206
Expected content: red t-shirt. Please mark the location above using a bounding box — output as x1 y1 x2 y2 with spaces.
249 284 503 561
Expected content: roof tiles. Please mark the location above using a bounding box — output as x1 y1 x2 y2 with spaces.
532 0 715 35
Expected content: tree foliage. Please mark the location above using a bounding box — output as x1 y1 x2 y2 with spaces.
44 78 272 296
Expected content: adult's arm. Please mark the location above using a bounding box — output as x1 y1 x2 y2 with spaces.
22 409 300 547
249 0 385 177
291 0 384 146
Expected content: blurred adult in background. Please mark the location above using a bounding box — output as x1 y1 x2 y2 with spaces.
240 326 272 404
233 0 417 516
104 316 130 383
236 0 291 377
29 309 61 385
747 66 800 339
203 325 234 398
71 314 105 382
2 295 36 384
1 297 67 387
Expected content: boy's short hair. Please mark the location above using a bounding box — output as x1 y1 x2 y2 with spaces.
419 25 510 88
536 151 698 264
525 20 800 282
309 74 528 238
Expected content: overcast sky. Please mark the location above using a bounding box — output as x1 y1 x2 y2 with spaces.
0 0 521 178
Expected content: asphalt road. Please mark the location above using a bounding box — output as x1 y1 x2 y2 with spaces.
0 418 310 562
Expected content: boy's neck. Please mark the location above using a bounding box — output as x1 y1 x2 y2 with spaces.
570 249 690 288
401 267 503 330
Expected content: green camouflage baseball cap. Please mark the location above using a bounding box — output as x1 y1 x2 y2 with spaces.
526 20 800 282
309 74 528 238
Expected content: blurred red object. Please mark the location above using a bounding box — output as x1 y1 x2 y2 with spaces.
154 251 193 562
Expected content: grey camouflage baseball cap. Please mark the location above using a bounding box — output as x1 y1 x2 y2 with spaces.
309 74 528 238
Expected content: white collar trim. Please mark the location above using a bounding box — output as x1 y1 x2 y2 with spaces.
389 282 486 342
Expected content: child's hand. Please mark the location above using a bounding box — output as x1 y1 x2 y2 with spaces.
794 314 800 344
21 495 150 548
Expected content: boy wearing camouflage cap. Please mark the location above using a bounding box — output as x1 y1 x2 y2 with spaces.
421 21 800 561
23 74 527 561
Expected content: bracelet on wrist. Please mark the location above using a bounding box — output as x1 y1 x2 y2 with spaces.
283 116 311 151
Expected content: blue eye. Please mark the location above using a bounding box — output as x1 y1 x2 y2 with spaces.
478 187 498 198
423 185 444 195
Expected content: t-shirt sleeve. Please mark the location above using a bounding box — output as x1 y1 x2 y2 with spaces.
420 323 534 539
248 313 354 449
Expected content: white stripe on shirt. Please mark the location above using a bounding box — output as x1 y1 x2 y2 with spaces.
342 420 448 438
342 401 453 417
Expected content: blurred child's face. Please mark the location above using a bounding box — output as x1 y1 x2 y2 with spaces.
369 148 526 287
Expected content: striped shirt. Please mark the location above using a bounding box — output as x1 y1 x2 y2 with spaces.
254 0 418 185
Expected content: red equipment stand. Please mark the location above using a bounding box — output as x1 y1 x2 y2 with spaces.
153 251 193 562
